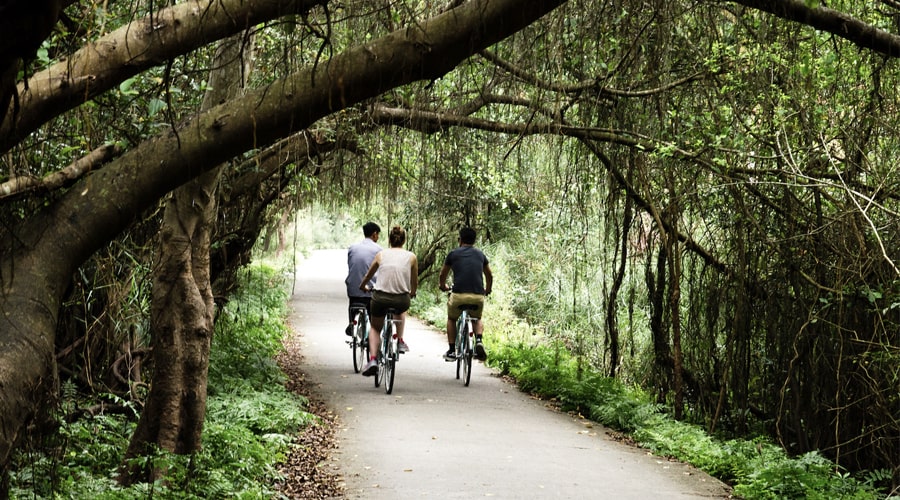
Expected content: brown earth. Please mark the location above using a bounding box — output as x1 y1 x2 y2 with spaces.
274 335 345 499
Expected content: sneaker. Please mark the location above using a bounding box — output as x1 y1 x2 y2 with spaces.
398 339 409 353
361 359 378 376
443 349 457 361
345 324 353 336
474 341 487 361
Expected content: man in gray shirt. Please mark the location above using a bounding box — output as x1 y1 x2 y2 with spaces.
345 222 381 335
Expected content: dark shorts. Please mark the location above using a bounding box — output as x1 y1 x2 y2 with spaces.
371 290 410 318
348 297 371 322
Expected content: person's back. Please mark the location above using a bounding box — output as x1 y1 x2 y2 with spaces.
345 222 381 335
374 247 415 295
444 245 488 294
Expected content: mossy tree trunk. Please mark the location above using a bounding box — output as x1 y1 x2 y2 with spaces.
120 33 251 484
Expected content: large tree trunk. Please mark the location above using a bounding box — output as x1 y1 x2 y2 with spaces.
120 33 251 484
0 0 567 477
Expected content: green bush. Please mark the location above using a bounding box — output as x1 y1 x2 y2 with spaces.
488 336 886 500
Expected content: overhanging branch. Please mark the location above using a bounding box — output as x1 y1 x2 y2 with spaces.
730 0 900 57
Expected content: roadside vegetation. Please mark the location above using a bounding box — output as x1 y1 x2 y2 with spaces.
414 238 895 500
9 262 309 498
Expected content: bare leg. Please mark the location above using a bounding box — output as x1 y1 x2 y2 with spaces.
368 316 383 358
446 318 456 344
397 311 406 340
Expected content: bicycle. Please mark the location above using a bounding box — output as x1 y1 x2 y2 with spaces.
453 304 478 387
347 303 369 373
374 307 401 394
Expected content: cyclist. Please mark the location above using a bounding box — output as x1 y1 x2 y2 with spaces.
345 222 381 336
358 226 418 376
438 227 492 361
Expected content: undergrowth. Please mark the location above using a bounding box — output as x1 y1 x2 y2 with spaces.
9 262 313 498
486 339 892 499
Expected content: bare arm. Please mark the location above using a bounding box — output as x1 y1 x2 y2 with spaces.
483 263 493 295
438 263 451 291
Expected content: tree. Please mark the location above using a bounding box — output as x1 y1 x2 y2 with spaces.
0 0 567 478
119 32 250 484
3 0 900 490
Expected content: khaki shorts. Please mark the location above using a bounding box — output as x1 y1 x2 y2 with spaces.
447 293 484 321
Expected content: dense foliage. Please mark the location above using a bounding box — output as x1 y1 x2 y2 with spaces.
2 0 899 495
9 263 310 498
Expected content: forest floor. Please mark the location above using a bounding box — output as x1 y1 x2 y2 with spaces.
273 249 733 499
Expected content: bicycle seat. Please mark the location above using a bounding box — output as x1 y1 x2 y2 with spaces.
459 304 479 311
384 307 400 315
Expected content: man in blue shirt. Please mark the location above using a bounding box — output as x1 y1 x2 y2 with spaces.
438 227 493 361
345 222 381 335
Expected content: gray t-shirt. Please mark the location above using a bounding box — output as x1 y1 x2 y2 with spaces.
444 245 488 294
346 238 381 298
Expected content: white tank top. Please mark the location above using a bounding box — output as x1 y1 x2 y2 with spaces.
374 248 413 294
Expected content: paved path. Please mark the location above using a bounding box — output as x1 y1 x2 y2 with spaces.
287 249 732 499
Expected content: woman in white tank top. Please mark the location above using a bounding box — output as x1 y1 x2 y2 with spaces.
358 226 418 377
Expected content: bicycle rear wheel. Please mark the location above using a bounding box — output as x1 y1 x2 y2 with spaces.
352 313 366 373
374 331 383 388
375 346 384 388
455 313 467 380
462 323 473 386
375 314 390 388
384 323 397 394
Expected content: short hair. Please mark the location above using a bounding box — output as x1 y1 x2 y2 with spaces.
363 222 381 237
388 226 406 247
459 227 476 245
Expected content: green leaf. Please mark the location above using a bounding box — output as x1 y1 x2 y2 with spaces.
147 98 167 117
119 77 139 96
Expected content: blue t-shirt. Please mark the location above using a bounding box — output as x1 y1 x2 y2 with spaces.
444 245 488 294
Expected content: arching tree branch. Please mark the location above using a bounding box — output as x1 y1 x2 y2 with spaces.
730 0 900 57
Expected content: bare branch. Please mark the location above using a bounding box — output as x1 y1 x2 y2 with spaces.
0 143 122 199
